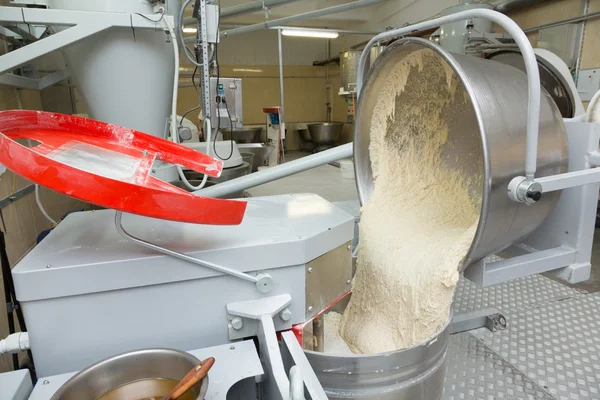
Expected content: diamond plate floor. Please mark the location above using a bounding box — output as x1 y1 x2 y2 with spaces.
445 333 555 400
453 274 582 314
446 274 600 399
469 293 600 399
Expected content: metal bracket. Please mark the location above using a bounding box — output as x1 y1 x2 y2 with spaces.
451 308 507 334
228 295 293 400
0 184 34 210
114 211 273 292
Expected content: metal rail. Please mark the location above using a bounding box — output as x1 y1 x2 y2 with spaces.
114 211 275 293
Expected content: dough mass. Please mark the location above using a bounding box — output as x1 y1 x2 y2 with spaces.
336 50 480 354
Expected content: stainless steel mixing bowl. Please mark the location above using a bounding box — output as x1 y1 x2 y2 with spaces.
307 122 345 145
354 38 568 271
305 312 451 400
50 348 205 400
221 127 262 144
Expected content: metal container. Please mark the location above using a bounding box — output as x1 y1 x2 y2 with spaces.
354 38 568 271
307 122 345 145
340 50 362 94
50 348 204 400
298 128 312 142
222 127 262 144
240 152 255 172
236 143 270 172
305 316 450 399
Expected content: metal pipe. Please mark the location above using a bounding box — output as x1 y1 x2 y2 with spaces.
488 0 546 13
522 9 600 33
114 211 259 283
221 0 386 37
356 9 541 181
194 143 354 198
222 0 300 18
573 0 589 84
277 28 286 162
182 0 300 23
270 26 382 35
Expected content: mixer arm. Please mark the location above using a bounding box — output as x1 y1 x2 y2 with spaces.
114 211 274 293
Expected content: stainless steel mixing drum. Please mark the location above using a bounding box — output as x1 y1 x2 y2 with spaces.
305 314 450 400
354 38 568 271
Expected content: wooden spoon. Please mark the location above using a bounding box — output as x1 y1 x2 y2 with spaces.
162 357 215 400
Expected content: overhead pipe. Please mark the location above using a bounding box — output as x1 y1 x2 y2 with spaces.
487 0 547 13
194 143 354 198
182 0 301 24
221 0 387 37
221 0 301 18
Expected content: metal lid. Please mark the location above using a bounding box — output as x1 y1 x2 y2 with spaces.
0 110 246 224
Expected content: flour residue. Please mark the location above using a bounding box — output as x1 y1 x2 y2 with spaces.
331 49 480 354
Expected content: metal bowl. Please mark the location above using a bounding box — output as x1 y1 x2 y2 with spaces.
305 311 451 400
50 348 205 400
307 122 344 145
298 128 312 142
354 38 568 271
221 127 262 144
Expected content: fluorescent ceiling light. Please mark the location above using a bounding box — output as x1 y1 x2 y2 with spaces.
183 27 197 33
281 29 338 39
233 68 264 73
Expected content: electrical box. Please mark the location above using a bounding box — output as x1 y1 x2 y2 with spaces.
205 4 219 43
577 69 600 102
210 77 243 130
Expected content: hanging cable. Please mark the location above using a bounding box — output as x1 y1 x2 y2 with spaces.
211 2 234 161
35 185 57 226
163 14 209 190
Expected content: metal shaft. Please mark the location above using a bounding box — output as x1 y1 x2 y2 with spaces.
194 143 354 198
221 0 386 37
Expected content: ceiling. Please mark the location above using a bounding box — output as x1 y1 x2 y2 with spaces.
185 0 380 30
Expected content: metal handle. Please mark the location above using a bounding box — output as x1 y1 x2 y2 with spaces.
114 211 273 292
356 9 541 183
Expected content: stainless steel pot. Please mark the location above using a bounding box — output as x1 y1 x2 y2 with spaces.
50 348 205 400
307 122 345 145
222 127 262 144
354 38 568 271
305 315 450 400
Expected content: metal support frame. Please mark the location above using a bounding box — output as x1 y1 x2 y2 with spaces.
281 331 328 400
0 184 35 210
227 295 294 400
114 211 274 292
198 0 211 120
277 28 286 162
450 308 507 334
0 6 171 77
464 121 599 286
0 68 70 90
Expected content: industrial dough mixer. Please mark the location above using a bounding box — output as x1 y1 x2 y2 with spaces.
1 5 600 400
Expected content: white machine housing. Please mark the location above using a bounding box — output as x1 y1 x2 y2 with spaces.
12 194 353 377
